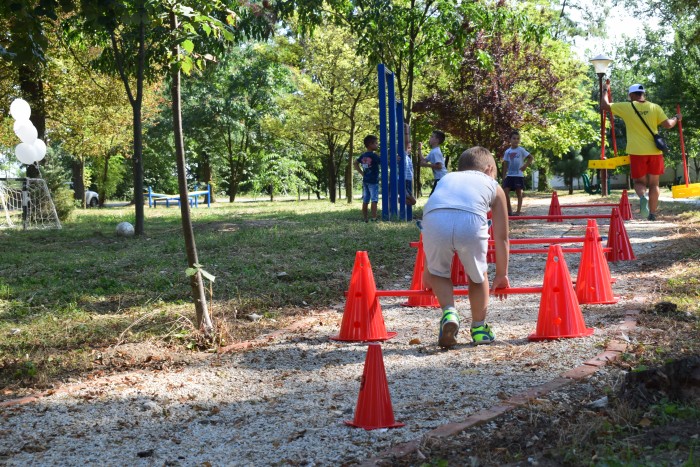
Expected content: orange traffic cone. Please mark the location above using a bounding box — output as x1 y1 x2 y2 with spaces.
529 245 593 341
331 251 397 341
548 191 563 222
619 190 632 221
345 343 405 430
402 235 440 308
606 207 635 262
576 220 618 305
451 253 468 286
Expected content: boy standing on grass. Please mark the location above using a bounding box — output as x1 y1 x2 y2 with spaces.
353 135 381 222
501 130 533 216
421 146 510 348
419 130 448 195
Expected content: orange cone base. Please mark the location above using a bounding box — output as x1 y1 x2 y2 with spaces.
528 327 594 341
330 331 397 342
345 419 405 430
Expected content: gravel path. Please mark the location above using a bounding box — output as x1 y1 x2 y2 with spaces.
0 194 677 466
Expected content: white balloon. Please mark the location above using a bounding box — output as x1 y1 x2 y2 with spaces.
15 143 38 165
13 119 31 133
9 99 31 121
14 121 38 144
33 139 47 162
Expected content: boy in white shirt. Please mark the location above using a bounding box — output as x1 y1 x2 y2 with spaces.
419 130 448 195
422 146 510 348
501 131 533 216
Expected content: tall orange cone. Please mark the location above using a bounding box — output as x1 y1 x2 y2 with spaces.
576 220 618 305
402 235 440 308
331 252 397 341
451 253 468 286
345 343 404 430
529 245 593 341
619 190 632 221
606 207 635 262
548 191 563 222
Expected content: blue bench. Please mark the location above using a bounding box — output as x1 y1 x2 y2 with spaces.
145 185 211 208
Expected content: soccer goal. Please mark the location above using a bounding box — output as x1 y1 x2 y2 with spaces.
0 178 62 230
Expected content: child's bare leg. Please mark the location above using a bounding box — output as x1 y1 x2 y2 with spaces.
370 202 378 220
361 203 368 221
467 274 489 323
504 187 513 215
422 268 455 310
515 188 524 214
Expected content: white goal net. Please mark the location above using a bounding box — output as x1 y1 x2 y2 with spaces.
0 178 62 230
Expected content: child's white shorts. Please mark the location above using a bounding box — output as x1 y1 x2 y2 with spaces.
422 208 489 283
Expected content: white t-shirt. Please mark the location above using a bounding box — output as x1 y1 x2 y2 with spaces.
423 170 498 218
503 146 530 177
426 147 448 180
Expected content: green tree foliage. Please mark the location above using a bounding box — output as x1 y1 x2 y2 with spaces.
278 21 377 203
414 2 582 151
553 146 586 194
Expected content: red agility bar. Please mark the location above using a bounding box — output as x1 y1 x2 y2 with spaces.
374 287 543 297
509 213 612 220
411 237 604 248
558 203 619 208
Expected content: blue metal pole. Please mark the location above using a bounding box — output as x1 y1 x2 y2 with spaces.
207 184 211 207
387 72 398 220
396 101 407 221
378 64 389 221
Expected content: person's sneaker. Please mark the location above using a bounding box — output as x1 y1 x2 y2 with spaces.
370 217 378 222
438 309 460 348
647 212 657 221
639 195 650 218
471 323 495 345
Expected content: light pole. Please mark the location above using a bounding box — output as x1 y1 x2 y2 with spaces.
590 54 612 196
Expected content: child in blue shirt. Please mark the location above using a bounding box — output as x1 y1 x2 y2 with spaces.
353 135 381 222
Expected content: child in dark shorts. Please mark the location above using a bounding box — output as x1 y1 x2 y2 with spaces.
501 131 533 216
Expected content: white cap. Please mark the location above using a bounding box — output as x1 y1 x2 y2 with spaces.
628 84 645 94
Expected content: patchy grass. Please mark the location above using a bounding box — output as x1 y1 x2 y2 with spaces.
0 199 419 391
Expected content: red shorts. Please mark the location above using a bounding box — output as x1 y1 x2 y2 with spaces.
630 155 664 179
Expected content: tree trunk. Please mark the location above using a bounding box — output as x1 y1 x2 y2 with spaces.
170 11 213 335
71 158 86 208
538 167 549 192
327 152 337 203
98 153 112 207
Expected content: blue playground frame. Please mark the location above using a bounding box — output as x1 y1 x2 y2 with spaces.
378 64 410 221
146 184 211 208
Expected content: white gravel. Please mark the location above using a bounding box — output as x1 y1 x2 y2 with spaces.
0 193 677 465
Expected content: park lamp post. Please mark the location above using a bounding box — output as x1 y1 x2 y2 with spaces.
590 54 612 196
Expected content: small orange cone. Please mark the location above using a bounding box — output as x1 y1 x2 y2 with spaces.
451 253 468 286
345 343 404 430
548 191 563 222
606 207 636 262
529 245 593 341
619 190 632 221
402 235 440 308
331 251 397 341
576 220 618 305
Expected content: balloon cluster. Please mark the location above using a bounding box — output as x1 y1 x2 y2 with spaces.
9 99 47 165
